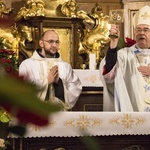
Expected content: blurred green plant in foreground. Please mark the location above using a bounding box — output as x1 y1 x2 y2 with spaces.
0 69 61 138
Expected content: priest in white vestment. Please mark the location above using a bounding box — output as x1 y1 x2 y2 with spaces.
99 5 150 112
19 30 82 110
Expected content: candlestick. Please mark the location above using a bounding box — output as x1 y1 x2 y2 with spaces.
92 40 100 60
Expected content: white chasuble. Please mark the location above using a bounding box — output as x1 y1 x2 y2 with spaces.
136 53 150 111
19 50 82 110
100 45 150 112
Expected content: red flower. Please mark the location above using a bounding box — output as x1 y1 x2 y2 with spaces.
5 66 12 73
0 49 6 53
1 58 12 64
0 49 18 74
125 37 136 47
7 50 14 55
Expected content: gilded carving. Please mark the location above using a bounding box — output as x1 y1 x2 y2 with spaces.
10 24 34 63
61 0 78 18
61 2 110 66
0 1 14 49
14 0 110 68
0 1 12 18
0 27 14 49
15 0 45 21
78 3 110 50
76 3 110 67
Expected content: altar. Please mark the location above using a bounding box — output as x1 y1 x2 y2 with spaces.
72 69 103 111
73 69 103 87
13 112 150 137
9 112 150 150
7 71 150 150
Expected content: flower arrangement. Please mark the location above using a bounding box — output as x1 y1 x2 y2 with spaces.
0 49 18 74
125 37 136 47
0 38 17 149
0 37 17 149
0 37 18 74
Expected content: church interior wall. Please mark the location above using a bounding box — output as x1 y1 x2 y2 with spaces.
1 0 150 68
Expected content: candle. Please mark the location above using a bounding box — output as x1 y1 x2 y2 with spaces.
108 23 111 30
89 53 96 70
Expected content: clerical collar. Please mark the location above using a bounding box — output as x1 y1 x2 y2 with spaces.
37 49 45 58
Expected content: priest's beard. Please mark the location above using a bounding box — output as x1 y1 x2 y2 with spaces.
44 47 58 58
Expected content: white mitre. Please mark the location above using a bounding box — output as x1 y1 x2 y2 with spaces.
133 5 150 27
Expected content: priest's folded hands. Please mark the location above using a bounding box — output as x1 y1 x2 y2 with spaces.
47 65 59 84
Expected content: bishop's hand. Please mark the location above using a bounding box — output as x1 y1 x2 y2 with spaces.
138 66 150 77
109 24 120 49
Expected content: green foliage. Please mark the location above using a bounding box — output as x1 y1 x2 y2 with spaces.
117 37 126 50
0 73 62 138
0 75 61 118
0 108 11 123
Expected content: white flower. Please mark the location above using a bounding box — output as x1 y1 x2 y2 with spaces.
0 138 5 148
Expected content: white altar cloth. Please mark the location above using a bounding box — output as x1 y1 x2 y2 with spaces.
73 69 103 87
11 112 150 138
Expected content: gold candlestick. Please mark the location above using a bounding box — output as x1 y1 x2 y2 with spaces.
12 38 19 59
